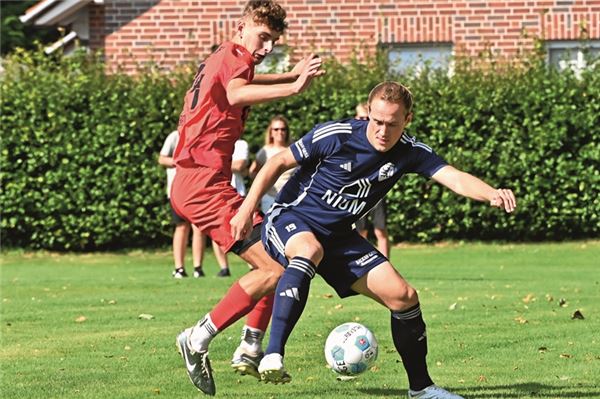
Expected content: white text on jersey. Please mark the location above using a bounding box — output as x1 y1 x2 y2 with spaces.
321 190 367 215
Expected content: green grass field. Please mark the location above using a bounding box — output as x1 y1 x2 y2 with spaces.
1 242 599 399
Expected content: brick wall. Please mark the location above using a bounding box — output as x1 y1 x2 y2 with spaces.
92 0 600 73
89 4 105 51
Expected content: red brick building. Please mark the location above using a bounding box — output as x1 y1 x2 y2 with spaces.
21 0 600 73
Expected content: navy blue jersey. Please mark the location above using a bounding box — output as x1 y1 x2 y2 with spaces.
270 118 447 236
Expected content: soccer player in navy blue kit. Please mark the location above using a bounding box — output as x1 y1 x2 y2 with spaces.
230 81 516 399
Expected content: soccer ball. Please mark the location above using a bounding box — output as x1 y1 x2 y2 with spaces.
324 322 378 376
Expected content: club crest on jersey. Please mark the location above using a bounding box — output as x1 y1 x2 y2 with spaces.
321 179 370 215
378 162 396 181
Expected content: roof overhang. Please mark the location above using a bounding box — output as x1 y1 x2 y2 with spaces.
20 0 103 27
19 0 60 24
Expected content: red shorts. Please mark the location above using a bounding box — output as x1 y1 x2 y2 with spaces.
170 166 262 252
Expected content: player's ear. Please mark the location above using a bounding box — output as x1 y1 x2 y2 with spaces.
405 112 413 125
236 20 245 38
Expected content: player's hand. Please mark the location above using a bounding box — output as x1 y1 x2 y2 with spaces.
293 53 325 94
290 54 310 77
490 188 516 213
230 210 253 241
290 53 322 77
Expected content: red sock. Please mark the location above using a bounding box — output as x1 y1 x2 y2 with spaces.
209 282 257 331
246 293 274 332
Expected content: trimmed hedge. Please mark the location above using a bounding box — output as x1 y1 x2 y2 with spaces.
1 50 188 250
1 49 598 250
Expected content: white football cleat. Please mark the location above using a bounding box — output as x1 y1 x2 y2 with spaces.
231 346 263 379
408 385 464 399
258 353 291 384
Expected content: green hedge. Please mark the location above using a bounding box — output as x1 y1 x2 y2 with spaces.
1 49 598 250
1 50 188 250
396 57 600 242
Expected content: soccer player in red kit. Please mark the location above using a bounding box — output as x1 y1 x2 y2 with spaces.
171 1 324 395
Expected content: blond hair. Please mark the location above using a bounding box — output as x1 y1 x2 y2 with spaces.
264 115 291 145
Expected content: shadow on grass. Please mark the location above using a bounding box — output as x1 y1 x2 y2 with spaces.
358 383 600 398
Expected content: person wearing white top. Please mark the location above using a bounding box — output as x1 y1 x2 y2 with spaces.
159 131 233 278
231 139 249 196
158 130 203 278
212 139 252 276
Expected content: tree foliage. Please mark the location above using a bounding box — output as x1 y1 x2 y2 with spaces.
1 1 59 55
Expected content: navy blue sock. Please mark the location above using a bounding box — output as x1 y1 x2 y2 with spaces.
391 303 434 391
265 257 316 357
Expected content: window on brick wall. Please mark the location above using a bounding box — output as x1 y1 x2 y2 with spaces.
387 43 453 75
255 46 289 74
546 41 600 76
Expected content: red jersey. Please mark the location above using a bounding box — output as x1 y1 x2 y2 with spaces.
174 42 255 178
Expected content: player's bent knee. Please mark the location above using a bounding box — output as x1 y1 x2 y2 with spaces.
388 285 419 310
286 233 324 264
288 243 324 265
305 245 324 265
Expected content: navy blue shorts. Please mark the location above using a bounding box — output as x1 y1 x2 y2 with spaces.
262 210 388 298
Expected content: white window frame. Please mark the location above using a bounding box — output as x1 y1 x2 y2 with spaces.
546 40 600 76
386 43 454 76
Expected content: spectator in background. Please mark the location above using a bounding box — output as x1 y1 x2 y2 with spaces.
354 102 390 257
198 233 231 278
158 130 203 278
232 139 250 197
159 131 234 278
250 116 295 213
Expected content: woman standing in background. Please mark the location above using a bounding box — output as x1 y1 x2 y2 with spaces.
250 115 295 213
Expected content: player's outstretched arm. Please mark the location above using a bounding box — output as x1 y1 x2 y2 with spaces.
252 54 324 84
432 165 516 213
227 56 324 107
230 148 298 240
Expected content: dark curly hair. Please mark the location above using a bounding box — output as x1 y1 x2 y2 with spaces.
242 0 288 34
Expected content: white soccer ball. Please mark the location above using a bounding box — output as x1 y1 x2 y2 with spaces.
324 322 378 376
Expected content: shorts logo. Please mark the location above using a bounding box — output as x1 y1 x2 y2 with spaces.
378 162 396 181
354 251 378 267
285 223 297 232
